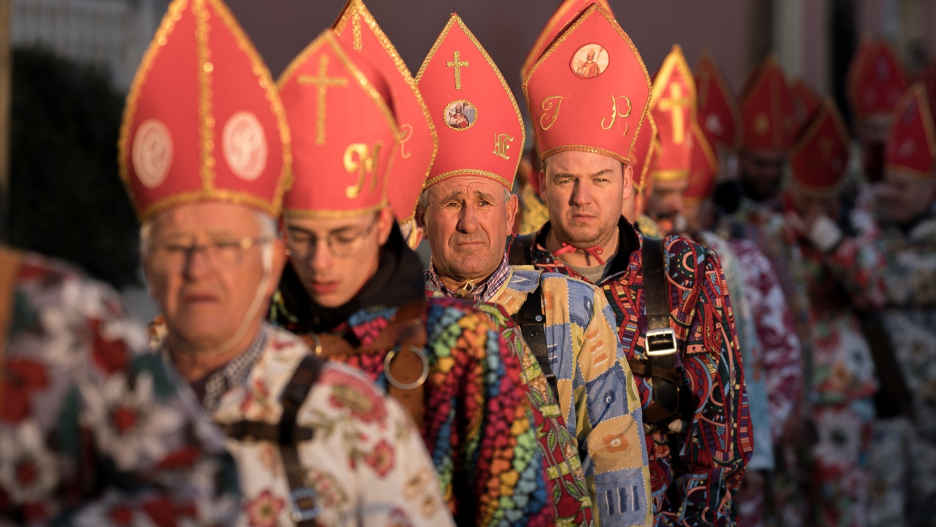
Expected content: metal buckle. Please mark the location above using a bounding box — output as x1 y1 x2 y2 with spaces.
645 328 677 356
289 487 320 524
384 345 430 390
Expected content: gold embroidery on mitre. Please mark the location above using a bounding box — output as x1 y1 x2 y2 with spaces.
657 83 691 144
755 113 769 135
493 133 514 160
600 95 633 136
298 55 349 146
540 96 563 131
399 124 413 159
343 142 383 198
446 50 469 90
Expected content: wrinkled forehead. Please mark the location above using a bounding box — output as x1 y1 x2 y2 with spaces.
543 150 624 177
427 175 508 201
149 202 264 238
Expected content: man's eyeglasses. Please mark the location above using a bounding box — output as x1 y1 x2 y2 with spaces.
148 236 273 272
286 217 378 260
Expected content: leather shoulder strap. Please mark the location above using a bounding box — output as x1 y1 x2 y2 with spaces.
508 234 535 266
279 354 326 526
0 247 23 418
512 283 557 399
631 237 682 425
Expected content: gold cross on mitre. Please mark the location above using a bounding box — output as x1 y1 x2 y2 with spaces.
446 51 469 90
298 55 348 145
658 84 690 144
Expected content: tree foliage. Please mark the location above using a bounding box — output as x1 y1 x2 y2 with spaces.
9 47 140 288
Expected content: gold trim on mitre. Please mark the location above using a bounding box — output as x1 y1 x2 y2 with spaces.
333 0 439 222
522 4 652 165
415 13 526 191
118 0 293 221
650 168 689 181
632 112 658 191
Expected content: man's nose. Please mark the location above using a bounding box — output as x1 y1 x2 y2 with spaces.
182 246 212 280
310 239 334 271
457 203 479 233
571 180 592 205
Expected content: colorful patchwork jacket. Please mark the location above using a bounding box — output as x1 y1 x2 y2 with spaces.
511 219 753 527
427 262 653 527
1 250 239 526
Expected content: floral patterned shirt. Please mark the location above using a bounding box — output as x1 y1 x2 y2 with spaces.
514 220 752 527
1 250 239 527
155 323 455 527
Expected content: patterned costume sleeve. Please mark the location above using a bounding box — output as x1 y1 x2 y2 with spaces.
1 254 238 526
472 301 595 526
821 209 887 312
664 240 752 526
730 239 804 441
294 363 455 527
544 276 652 527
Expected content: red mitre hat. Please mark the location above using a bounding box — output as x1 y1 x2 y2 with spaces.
791 79 821 130
886 83 936 180
278 30 400 217
694 49 742 151
332 0 437 222
649 45 697 181
523 4 651 166
739 56 797 151
917 59 936 136
521 0 613 81
416 14 525 190
119 0 291 222
684 121 718 202
629 113 658 192
847 38 908 121
789 98 851 193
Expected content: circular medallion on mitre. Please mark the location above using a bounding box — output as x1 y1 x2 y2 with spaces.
223 111 268 181
570 44 609 79
443 100 478 131
132 119 173 189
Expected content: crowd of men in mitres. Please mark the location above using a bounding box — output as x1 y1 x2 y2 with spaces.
2 0 936 525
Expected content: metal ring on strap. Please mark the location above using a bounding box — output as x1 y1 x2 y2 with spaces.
383 345 429 391
308 332 323 356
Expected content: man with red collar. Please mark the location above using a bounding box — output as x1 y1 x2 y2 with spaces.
511 4 752 525
415 10 651 526
270 7 552 524
782 99 886 526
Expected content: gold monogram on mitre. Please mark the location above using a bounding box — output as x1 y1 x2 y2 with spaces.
343 142 383 198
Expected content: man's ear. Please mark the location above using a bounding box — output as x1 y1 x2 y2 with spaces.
266 238 288 298
622 164 634 201
537 169 546 199
376 206 395 245
505 192 519 234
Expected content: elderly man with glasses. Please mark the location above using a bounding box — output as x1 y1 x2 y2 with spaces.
128 2 452 526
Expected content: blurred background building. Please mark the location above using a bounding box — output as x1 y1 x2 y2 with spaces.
2 0 935 321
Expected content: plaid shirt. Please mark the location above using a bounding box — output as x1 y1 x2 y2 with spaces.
428 266 653 527
160 326 267 414
515 219 752 527
425 253 512 302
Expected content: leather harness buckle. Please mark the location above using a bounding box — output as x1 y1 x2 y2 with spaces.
288 487 321 523
645 328 678 356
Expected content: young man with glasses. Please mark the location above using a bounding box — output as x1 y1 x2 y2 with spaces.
127 2 451 525
271 26 552 525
